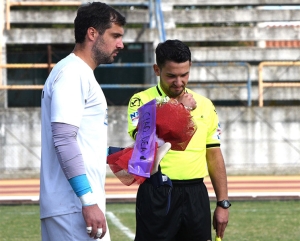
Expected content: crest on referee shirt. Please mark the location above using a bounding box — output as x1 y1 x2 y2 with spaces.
130 97 141 107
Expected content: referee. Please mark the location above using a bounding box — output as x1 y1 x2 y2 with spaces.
127 39 230 241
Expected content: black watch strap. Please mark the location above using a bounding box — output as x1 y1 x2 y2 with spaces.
217 199 231 209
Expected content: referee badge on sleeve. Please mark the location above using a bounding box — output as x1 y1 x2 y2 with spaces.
130 97 141 107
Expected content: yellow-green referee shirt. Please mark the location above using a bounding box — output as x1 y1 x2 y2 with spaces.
127 84 221 180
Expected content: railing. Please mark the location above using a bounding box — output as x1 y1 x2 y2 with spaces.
1 0 158 91
193 62 252 107
0 61 253 106
0 63 54 89
98 62 253 107
5 61 300 107
258 61 300 107
0 63 155 90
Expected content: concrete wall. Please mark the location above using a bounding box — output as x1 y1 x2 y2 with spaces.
1 105 299 179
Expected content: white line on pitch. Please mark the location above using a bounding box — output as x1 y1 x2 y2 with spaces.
106 211 135 240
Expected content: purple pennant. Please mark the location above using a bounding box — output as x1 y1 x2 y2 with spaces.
128 99 157 178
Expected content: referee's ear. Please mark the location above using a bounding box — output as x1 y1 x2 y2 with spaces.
153 64 160 76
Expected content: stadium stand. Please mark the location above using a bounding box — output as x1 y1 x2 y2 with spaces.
1 1 300 181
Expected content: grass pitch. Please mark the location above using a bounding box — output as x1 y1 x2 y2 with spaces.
0 200 299 241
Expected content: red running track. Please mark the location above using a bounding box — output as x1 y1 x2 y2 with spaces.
0 176 299 204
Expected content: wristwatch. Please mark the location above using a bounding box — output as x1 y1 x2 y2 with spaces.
217 200 231 209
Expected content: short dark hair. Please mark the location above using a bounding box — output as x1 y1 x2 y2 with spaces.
155 39 191 69
74 2 126 43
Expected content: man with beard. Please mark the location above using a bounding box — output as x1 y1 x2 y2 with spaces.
40 3 125 241
127 40 230 241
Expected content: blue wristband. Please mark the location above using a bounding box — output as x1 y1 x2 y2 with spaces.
68 174 92 197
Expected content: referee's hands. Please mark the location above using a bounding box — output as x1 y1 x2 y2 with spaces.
177 93 197 110
213 207 229 239
82 204 107 239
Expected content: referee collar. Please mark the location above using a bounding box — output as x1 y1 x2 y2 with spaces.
156 83 165 97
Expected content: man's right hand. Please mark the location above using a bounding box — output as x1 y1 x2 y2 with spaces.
177 93 197 110
82 204 107 239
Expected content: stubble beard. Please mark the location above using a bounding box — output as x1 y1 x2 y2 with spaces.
160 78 185 98
166 84 185 98
92 37 114 65
170 88 184 98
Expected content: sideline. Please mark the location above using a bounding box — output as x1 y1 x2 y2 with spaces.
106 211 135 240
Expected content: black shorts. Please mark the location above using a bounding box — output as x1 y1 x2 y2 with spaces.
135 178 211 241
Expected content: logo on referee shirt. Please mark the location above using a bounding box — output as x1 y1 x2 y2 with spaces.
130 97 141 107
130 111 139 127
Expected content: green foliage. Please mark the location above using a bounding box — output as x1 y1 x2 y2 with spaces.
0 201 299 241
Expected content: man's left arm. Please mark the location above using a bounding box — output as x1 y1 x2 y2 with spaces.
206 147 229 239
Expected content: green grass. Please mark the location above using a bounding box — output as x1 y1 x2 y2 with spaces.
0 200 299 241
225 200 300 241
0 204 40 241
